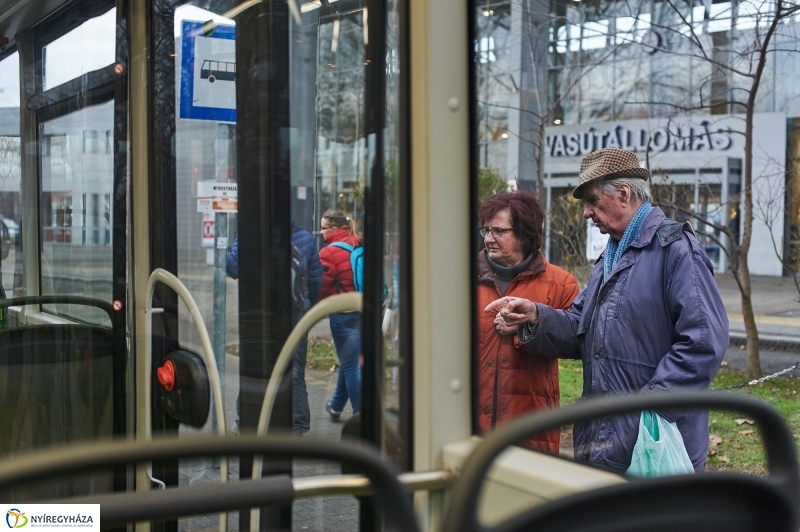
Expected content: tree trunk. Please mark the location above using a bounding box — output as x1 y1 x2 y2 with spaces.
740 107 761 378
536 121 545 195
740 278 761 378
740 33 766 378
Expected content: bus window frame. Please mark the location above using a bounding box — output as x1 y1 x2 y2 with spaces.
16 0 130 493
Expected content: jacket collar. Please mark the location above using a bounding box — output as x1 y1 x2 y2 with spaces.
594 206 665 263
628 206 666 249
324 227 354 244
477 249 546 283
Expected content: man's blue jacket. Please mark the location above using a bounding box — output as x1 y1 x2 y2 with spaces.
521 207 728 472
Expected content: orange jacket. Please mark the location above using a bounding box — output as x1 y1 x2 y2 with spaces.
476 250 579 454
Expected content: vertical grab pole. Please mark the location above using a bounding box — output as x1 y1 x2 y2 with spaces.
249 292 363 532
143 268 228 532
212 212 228 434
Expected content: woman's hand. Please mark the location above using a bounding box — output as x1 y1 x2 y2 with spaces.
484 297 539 335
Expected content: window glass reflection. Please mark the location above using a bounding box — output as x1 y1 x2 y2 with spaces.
40 101 114 325
43 9 116 91
0 53 22 296
476 2 512 177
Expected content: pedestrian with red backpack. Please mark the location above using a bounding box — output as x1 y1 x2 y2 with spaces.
319 209 363 421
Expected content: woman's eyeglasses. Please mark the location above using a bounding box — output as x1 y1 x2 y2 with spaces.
479 226 514 239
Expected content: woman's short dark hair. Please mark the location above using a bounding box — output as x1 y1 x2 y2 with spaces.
479 190 544 255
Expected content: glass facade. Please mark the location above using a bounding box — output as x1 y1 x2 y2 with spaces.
476 0 800 275
475 0 513 175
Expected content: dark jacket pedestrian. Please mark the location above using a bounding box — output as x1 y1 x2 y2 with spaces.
486 148 728 472
226 226 322 312
225 223 322 434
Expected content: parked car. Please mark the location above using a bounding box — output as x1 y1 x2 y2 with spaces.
2 218 19 243
0 221 11 260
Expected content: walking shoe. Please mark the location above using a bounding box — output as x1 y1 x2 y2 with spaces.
325 401 342 421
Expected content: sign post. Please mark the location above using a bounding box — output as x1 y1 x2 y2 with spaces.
202 213 215 247
197 181 238 433
213 212 228 432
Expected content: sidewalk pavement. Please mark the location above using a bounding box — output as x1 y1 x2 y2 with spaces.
307 277 800 350
716 274 800 351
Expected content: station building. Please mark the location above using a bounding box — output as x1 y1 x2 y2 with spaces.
476 0 800 276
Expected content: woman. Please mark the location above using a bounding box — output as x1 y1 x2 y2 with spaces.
476 190 579 453
319 209 363 420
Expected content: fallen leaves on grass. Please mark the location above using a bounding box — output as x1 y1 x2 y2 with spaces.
739 430 754 436
708 434 723 455
735 419 755 426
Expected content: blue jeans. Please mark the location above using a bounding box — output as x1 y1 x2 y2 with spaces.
328 312 362 414
292 332 310 433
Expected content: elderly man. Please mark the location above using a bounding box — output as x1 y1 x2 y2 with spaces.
486 147 728 473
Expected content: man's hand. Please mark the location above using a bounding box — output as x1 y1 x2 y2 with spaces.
484 296 539 334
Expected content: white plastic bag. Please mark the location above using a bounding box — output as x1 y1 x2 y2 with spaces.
626 410 695 477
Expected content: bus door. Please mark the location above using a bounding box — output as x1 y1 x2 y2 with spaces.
0 0 129 499
145 0 411 529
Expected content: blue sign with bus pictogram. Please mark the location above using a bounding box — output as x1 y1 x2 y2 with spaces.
179 20 236 122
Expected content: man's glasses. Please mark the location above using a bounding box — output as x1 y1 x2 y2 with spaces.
479 226 514 239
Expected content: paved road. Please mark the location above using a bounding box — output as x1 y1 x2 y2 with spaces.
722 345 800 378
177 354 360 532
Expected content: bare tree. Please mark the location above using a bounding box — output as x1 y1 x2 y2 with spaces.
753 158 800 299
637 0 800 378
520 0 621 193
474 0 620 280
474 0 618 191
548 192 593 286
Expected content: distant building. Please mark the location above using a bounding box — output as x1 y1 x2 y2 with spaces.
475 0 800 276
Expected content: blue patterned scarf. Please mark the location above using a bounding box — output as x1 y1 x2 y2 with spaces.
603 202 653 281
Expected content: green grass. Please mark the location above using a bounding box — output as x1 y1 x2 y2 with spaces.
306 339 401 371
309 342 800 472
559 360 800 474
307 339 338 370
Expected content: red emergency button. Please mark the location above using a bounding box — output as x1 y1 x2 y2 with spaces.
157 360 175 391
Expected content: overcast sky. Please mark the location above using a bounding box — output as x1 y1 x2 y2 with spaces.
0 5 234 108
0 52 19 108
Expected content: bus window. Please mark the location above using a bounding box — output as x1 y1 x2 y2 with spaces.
160 0 410 528
43 8 116 91
0 1 128 501
0 52 22 297
468 0 783 503
39 105 114 325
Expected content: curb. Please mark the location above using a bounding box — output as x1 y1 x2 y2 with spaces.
729 332 800 353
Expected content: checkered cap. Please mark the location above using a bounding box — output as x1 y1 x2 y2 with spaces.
573 148 650 199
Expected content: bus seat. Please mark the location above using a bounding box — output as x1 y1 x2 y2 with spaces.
442 391 800 532
0 296 116 499
0 435 419 532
